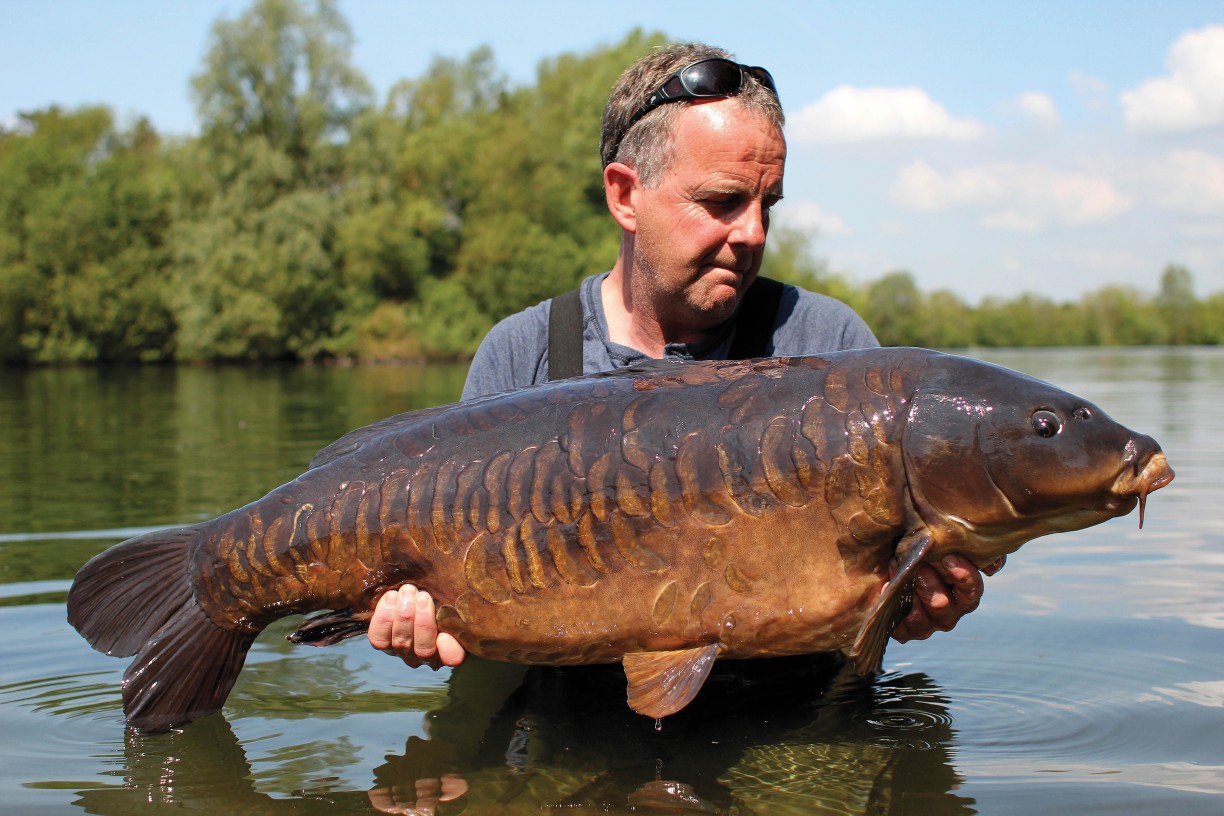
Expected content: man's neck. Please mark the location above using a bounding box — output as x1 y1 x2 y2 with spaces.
601 264 665 357
602 262 721 358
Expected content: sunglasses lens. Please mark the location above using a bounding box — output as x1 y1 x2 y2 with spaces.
679 59 745 97
746 66 777 96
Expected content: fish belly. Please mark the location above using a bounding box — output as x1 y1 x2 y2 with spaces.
433 508 890 665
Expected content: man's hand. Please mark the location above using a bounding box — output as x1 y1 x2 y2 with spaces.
368 585 466 668
891 554 1006 643
368 774 468 815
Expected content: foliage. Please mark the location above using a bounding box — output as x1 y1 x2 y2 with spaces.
191 0 371 180
760 225 861 309
0 107 176 362
169 0 372 360
0 3 1220 365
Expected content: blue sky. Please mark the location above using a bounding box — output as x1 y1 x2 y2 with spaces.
4 1 1223 303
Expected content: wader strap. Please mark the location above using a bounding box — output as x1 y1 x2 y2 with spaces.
546 276 785 381
547 288 584 381
727 276 785 360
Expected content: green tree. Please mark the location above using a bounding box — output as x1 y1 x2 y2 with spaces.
862 270 924 346
1081 285 1162 345
0 107 175 363
1155 263 1200 344
191 0 370 180
334 47 504 356
761 224 860 308
920 289 975 348
1200 291 1224 345
449 31 660 325
974 293 1088 347
171 0 372 360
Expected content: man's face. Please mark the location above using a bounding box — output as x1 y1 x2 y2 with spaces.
630 99 786 337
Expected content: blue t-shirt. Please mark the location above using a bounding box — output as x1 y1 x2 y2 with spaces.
462 272 879 400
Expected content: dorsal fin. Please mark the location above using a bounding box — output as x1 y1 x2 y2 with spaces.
307 404 456 470
622 644 720 718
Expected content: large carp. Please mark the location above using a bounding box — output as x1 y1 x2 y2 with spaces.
68 348 1173 732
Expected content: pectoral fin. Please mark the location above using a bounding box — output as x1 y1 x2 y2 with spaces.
622 644 720 718
849 531 932 675
287 609 373 646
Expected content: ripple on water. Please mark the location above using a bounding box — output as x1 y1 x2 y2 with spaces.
0 671 121 721
850 675 956 750
911 615 1224 775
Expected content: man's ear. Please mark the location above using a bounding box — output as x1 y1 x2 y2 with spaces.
604 162 640 233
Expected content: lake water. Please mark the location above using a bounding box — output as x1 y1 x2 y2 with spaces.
1 348 1221 815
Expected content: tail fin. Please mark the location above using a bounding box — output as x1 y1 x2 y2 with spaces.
67 526 257 732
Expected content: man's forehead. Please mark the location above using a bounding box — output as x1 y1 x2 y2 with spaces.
673 98 784 140
668 102 786 187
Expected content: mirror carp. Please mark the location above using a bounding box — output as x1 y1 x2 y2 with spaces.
68 348 1173 732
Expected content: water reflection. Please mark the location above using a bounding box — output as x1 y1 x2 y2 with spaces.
0 362 470 537
72 716 365 815
73 659 974 815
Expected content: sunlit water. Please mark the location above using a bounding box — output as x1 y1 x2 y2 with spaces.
1 349 1221 814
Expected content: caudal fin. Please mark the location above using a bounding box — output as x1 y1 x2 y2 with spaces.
67 526 256 732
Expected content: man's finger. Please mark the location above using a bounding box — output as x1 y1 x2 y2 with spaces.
982 554 1007 576
368 589 400 651
901 565 960 638
435 633 466 667
940 555 984 613
389 585 419 655
412 589 439 658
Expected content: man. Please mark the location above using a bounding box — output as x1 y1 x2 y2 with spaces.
368 43 1000 670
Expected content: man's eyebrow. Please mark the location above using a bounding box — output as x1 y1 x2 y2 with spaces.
697 178 784 195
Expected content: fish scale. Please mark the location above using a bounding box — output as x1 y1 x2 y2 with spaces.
67 348 1173 732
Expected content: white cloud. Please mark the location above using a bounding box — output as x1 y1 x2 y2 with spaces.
890 161 1133 231
1062 247 1146 274
1178 220 1224 240
1179 243 1224 276
1143 151 1224 216
1014 91 1059 128
1122 25 1224 131
1069 70 1110 111
780 201 849 236
981 210 1043 232
790 85 987 143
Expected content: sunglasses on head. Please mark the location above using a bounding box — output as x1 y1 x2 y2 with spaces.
608 57 778 165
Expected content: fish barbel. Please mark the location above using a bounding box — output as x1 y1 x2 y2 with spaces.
67 348 1173 732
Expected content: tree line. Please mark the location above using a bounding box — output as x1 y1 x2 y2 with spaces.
1 0 1220 365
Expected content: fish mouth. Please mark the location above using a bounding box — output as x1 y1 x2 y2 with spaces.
1111 450 1175 528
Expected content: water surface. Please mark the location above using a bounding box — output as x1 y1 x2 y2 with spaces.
1 348 1221 814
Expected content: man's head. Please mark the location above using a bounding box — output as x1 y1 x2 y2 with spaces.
600 43 787 348
600 43 784 185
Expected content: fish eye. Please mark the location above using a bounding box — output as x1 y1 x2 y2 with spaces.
1032 410 1062 438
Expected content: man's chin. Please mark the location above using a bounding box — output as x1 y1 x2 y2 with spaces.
691 290 742 326
713 274 755 309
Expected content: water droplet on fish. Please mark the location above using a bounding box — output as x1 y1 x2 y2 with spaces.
654 718 663 732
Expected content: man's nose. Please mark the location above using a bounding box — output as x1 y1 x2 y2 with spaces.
729 202 768 248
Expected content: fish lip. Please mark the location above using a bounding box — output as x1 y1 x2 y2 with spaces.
1111 450 1174 527
1112 450 1175 498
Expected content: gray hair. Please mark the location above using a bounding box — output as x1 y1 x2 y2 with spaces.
599 43 784 186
